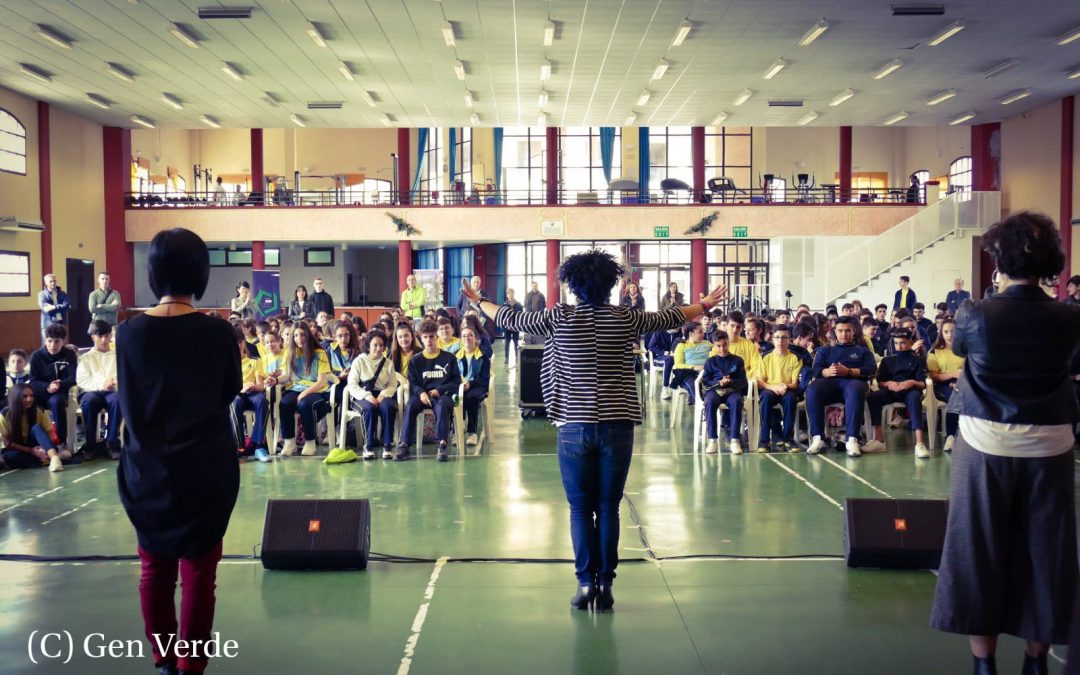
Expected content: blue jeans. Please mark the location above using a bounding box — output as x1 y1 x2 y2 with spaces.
1 424 55 469
806 378 868 438
79 391 122 446
704 390 743 440
36 391 69 444
556 422 634 586
231 392 269 446
352 397 398 449
279 390 330 440
400 395 453 446
759 389 799 444
868 388 923 429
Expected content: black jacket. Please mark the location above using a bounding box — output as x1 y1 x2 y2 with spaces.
310 290 335 318
950 284 1080 425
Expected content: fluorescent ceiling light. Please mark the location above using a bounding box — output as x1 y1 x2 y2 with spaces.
84 93 110 109
338 62 355 81
625 113 637 126
798 19 829 46
35 24 72 49
672 20 692 47
537 112 548 126
106 63 135 83
200 114 221 128
380 113 394 126
829 88 855 106
19 63 51 84
873 59 904 79
221 62 243 82
361 90 377 107
948 111 976 125
470 113 480 126
262 92 280 107
543 20 555 47
540 60 552 80
926 89 957 105
464 91 474 107
763 58 786 79
711 112 728 126
169 23 199 49
306 22 326 47
927 20 965 46
538 90 549 107
130 114 155 129
1068 66 1080 80
442 21 456 47
983 59 1018 79
883 111 909 125
161 93 184 110
290 114 306 127
637 90 651 106
797 111 818 125
999 88 1031 105
733 88 753 106
454 60 466 80
652 58 669 80
1056 26 1080 45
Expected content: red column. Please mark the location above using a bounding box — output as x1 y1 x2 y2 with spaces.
397 129 411 205
37 101 52 275
546 127 559 204
473 245 488 289
839 126 852 203
252 241 265 271
691 238 707 304
546 239 560 305
971 122 1001 191
398 240 412 295
102 127 134 305
250 128 264 198
691 126 705 202
1060 96 1074 298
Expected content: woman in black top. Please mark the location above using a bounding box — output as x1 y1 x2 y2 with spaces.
117 228 241 675
288 284 315 321
620 281 646 310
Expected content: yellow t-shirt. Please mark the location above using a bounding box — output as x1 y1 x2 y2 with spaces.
438 337 462 354
290 349 331 393
261 351 289 378
0 408 54 446
714 335 764 379
927 348 964 376
240 357 261 388
761 350 802 387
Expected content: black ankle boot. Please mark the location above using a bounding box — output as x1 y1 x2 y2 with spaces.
570 584 597 610
596 585 615 612
1021 653 1048 675
973 655 997 675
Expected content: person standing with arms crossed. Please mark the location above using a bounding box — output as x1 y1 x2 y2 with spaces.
401 274 427 330
88 271 122 330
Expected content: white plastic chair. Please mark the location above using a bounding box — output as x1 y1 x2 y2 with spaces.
339 372 409 450
690 372 757 453
923 378 947 450
454 374 495 454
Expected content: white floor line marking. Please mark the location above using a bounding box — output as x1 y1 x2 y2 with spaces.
41 498 98 526
764 455 844 510
0 469 21 478
72 468 109 484
0 486 64 516
817 455 895 498
397 556 449 675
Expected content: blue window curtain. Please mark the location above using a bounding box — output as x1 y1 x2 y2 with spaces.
599 127 616 185
445 246 474 308
493 127 504 204
448 127 457 187
410 128 430 202
415 249 440 270
637 127 650 203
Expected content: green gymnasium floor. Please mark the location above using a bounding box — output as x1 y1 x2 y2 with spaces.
0 362 1075 674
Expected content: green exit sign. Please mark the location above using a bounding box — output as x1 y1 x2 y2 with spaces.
653 226 670 238
732 226 749 238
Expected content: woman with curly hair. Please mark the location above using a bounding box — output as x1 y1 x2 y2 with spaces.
459 250 726 612
930 211 1080 675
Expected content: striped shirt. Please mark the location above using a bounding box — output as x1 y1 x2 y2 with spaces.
495 303 685 424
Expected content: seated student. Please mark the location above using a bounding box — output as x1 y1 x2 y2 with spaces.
841 302 855 317
240 317 261 359
351 316 368 336
805 316 877 457
280 321 295 353
30 323 78 450
230 326 270 462
926 318 963 452
259 328 290 422
397 319 460 462
851 299 864 315
6 349 30 398
254 321 271 357
347 329 398 460
670 323 712 403
862 318 884 356
461 314 494 359
278 322 331 457
912 303 935 343
712 311 763 381
873 303 889 333
76 320 122 459
1 383 65 472
436 316 462 355
701 331 748 455
789 322 816 392
458 324 491 447
651 325 681 400
328 320 361 412
756 325 803 453
864 330 929 458
889 316 929 356
745 317 773 357
391 321 420 379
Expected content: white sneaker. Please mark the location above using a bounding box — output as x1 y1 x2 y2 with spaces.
807 436 826 455
914 442 931 459
362 448 376 460
280 439 297 456
382 449 394 460
49 455 63 472
301 440 318 456
845 437 862 457
943 435 955 452
862 439 887 454
730 440 744 455
797 431 809 442
466 433 479 446
705 439 719 455
754 446 769 454
660 387 672 401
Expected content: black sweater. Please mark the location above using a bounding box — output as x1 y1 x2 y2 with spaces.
408 350 461 398
29 347 78 399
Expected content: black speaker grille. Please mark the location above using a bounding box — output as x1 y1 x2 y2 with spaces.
262 499 370 570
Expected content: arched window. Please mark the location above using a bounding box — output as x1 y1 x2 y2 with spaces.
0 109 27 175
912 169 929 186
948 156 972 193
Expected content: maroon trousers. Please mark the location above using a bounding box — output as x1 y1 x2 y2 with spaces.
138 541 223 673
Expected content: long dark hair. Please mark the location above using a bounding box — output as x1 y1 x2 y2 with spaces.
391 320 417 370
291 321 321 372
332 319 361 361
932 318 955 352
294 284 308 302
4 384 34 446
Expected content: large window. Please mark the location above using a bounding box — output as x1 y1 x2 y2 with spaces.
949 156 972 193
559 127 621 200
707 240 770 312
418 127 444 203
502 126 547 204
453 127 472 196
648 126 693 193
0 250 30 296
342 178 393 204
704 127 753 195
489 242 548 310
0 109 26 175
208 247 279 267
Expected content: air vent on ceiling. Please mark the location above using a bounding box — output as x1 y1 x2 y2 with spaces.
307 101 343 110
197 7 253 19
891 5 946 16
768 100 804 107
0 217 45 233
